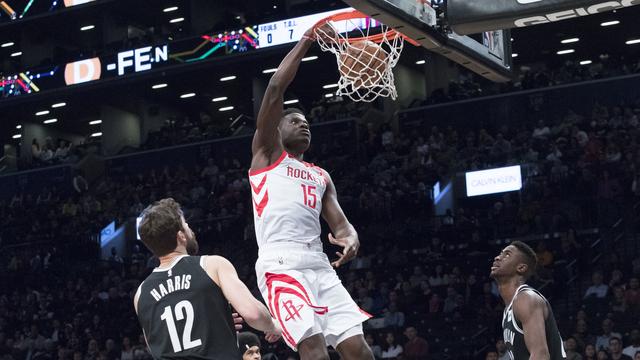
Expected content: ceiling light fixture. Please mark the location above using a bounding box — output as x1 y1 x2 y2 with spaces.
220 76 236 81
561 38 579 44
284 99 299 105
601 20 620 26
580 60 592 65
557 49 575 55
91 132 102 137
219 106 234 112
163 6 178 12
169 17 185 23
262 68 278 74
89 120 102 125
51 102 66 108
152 83 168 89
301 56 318 62
35 110 50 116
180 93 196 98
1 42 14 47
10 51 22 57
80 25 95 31
415 60 426 64
626 39 640 45
43 118 58 124
212 97 228 102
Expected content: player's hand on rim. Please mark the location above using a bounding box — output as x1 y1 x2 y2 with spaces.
329 233 359 268
303 27 317 41
305 22 336 42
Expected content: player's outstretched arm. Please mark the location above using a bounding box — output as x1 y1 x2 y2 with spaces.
513 292 551 360
203 256 281 340
320 170 359 268
251 29 315 169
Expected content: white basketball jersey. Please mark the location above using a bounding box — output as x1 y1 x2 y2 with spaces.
249 151 327 249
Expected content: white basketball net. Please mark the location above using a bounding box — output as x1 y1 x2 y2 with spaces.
314 16 406 102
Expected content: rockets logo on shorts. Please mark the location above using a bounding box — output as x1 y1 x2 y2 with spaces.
265 273 328 317
283 300 304 322
264 272 328 347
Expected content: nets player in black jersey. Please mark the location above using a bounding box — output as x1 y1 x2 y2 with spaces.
490 241 567 360
134 198 282 359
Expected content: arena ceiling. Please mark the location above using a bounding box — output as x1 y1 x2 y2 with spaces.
0 0 639 141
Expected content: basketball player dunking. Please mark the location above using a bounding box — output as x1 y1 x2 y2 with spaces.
248 26 374 360
134 198 282 359
490 241 567 360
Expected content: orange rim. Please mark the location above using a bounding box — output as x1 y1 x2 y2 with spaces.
313 9 420 46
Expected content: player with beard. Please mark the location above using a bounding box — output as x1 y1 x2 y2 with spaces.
134 198 282 359
491 241 566 360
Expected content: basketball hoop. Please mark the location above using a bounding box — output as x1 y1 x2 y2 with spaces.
313 10 418 102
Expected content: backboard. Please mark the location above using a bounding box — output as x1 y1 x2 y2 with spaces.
342 0 514 82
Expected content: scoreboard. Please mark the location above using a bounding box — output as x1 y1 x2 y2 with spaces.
257 7 381 48
257 9 349 48
1 7 383 100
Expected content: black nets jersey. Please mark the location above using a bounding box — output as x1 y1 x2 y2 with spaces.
136 255 238 359
502 284 566 360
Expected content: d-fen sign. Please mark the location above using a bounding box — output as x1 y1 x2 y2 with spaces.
64 45 168 85
465 165 522 197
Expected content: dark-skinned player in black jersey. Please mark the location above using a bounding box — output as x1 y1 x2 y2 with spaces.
491 241 567 360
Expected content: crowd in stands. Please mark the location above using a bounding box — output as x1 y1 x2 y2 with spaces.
412 56 640 107
2 76 640 360
141 97 369 152
142 56 640 155
13 54 640 174
1 221 639 359
30 138 76 166
26 136 99 170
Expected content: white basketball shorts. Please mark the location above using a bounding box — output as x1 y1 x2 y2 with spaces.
255 242 371 350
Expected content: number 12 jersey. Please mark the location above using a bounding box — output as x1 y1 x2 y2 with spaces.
136 255 238 359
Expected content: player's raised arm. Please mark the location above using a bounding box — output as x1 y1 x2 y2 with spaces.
202 256 281 341
320 170 360 268
251 29 315 167
513 291 551 360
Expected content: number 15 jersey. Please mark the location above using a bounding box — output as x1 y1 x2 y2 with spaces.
249 151 327 249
